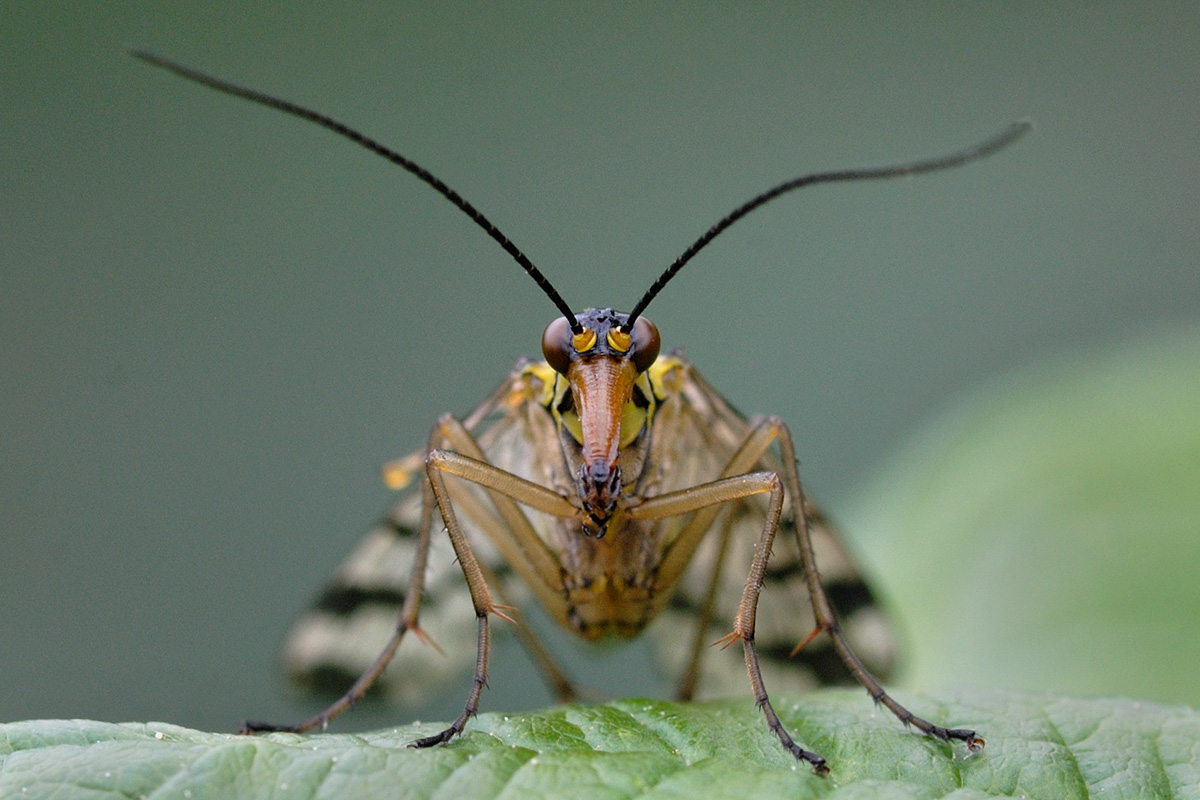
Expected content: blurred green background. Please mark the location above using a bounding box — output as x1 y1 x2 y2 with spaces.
3 4 1197 733
844 322 1200 707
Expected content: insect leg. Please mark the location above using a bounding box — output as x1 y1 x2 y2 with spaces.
427 371 579 701
675 506 736 701
410 418 585 746
629 472 827 772
240 460 442 734
408 447 503 747
248 368 547 732
431 415 574 614
430 472 578 701
770 419 984 752
474 556 578 703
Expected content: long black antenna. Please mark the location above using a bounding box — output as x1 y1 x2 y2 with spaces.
622 120 1033 330
130 48 582 334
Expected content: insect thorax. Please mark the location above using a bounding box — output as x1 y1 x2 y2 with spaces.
519 355 691 639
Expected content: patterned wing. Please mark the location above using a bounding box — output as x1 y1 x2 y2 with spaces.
280 363 549 706
646 358 897 699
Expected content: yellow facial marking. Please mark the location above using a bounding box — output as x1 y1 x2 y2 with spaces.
522 361 559 407
646 355 683 398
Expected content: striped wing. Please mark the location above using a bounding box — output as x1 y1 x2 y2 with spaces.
280 354 895 708
645 359 896 699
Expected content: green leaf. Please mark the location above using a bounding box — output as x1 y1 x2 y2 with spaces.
2 690 1198 799
843 322 1200 707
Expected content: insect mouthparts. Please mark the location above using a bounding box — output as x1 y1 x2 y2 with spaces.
579 462 621 537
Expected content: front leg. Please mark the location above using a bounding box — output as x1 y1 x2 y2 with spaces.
629 471 828 772
769 417 984 754
408 447 504 748
409 434 583 748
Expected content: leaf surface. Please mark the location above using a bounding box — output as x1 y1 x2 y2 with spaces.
3 690 1198 799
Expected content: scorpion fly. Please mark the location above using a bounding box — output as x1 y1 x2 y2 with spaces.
134 49 1029 773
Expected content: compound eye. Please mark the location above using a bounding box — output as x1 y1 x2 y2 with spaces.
629 316 661 373
541 316 574 375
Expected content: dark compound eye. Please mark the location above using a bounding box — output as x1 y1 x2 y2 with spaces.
629 316 660 373
541 316 574 375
